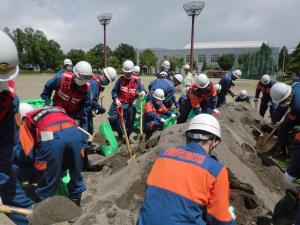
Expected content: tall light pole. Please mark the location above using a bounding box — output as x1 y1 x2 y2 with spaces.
183 1 205 72
97 13 113 68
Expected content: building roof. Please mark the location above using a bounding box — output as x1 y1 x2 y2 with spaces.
183 41 268 50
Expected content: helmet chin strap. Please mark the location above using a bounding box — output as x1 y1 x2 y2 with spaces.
74 77 86 86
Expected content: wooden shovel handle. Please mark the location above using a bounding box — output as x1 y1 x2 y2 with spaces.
139 98 143 135
262 108 290 146
0 205 33 216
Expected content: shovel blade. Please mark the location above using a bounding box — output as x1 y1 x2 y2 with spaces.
30 196 82 225
255 132 278 153
126 154 136 164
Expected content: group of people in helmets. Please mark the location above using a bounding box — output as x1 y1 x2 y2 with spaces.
1 27 300 225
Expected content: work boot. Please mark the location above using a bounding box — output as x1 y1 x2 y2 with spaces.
83 150 103 172
70 194 82 207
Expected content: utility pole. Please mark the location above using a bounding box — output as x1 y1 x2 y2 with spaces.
183 1 205 73
97 13 113 68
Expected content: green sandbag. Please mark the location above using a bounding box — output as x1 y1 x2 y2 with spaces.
188 110 196 119
22 98 52 109
163 117 177 129
98 122 118 156
134 96 147 131
55 170 70 197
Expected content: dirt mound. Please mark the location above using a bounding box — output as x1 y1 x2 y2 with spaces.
60 103 289 225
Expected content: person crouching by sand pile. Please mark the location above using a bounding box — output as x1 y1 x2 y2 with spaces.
137 114 236 225
235 89 251 103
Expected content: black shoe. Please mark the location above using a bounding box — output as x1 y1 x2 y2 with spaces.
83 150 103 172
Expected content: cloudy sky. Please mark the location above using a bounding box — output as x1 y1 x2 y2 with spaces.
1 0 299 52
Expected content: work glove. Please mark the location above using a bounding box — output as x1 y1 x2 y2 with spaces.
160 118 166 124
139 91 146 98
95 105 106 115
171 114 177 118
230 92 235 98
44 100 51 106
115 98 122 106
212 109 220 116
229 206 236 220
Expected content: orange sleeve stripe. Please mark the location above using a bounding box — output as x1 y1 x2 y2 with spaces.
211 84 217 97
19 120 35 156
207 167 232 222
188 92 200 108
147 157 217 206
144 102 153 113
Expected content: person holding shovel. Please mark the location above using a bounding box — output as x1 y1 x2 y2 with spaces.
108 60 145 143
137 114 236 225
143 89 175 139
86 67 117 153
270 82 300 223
0 31 36 225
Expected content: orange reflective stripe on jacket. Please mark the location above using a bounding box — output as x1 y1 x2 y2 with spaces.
144 101 168 115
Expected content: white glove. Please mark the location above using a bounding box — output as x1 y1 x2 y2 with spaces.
229 206 236 220
115 98 122 106
212 109 220 116
160 118 166 124
171 114 176 118
139 91 146 97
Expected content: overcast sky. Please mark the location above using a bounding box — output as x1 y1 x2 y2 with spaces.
1 0 299 53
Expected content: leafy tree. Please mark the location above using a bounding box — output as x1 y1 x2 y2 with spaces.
66 49 85 65
169 56 184 72
278 46 289 71
288 42 300 73
109 56 121 71
257 43 273 75
139 49 157 74
217 54 235 70
85 43 113 69
201 59 208 72
114 43 136 64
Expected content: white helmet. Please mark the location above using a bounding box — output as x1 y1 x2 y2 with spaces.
186 114 221 140
73 61 93 78
174 74 183 84
162 60 170 69
19 103 34 118
153 88 165 101
0 31 19 81
215 84 222 93
261 74 270 85
103 67 117 82
232 69 242 79
133 65 140 74
270 83 292 104
240 89 248 97
158 71 168 79
184 64 190 70
122 60 134 73
64 58 72 65
195 73 209 89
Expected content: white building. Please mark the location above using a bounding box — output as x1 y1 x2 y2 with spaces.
138 41 279 74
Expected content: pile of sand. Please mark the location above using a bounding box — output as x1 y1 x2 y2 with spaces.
56 103 288 225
